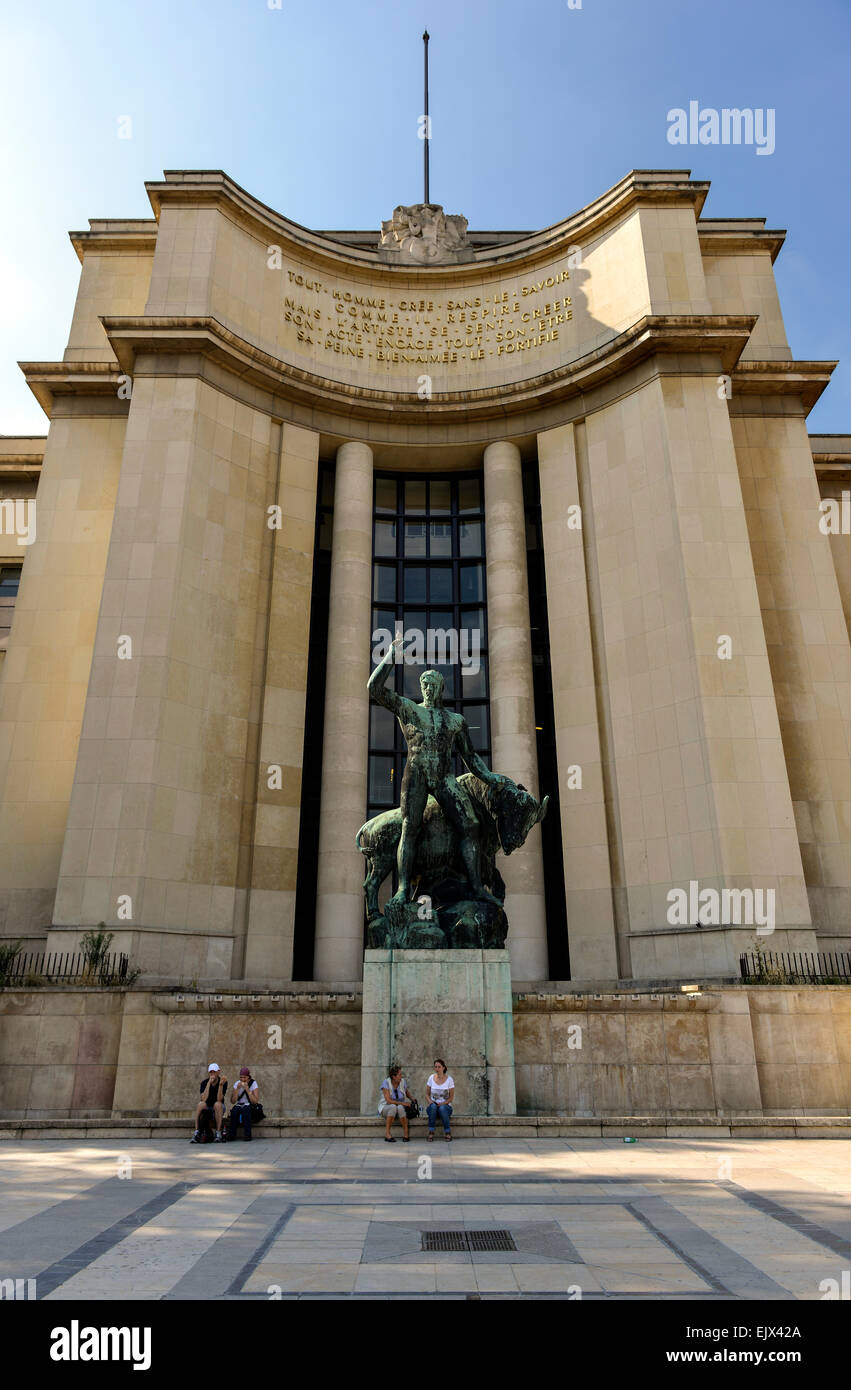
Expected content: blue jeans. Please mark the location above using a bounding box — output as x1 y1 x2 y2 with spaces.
427 1101 452 1133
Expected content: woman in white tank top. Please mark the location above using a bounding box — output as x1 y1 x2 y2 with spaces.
426 1059 455 1140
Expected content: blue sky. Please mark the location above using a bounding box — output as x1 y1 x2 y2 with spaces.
1 0 849 432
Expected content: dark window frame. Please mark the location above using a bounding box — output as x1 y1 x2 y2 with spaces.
367 472 491 821
0 564 23 650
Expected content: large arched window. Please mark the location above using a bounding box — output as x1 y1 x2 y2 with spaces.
367 472 491 819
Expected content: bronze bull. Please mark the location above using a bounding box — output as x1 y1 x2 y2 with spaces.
356 772 548 923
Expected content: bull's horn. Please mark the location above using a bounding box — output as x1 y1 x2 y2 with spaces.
536 795 550 824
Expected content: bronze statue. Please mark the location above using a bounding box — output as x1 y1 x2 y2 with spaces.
359 635 548 948
368 634 505 905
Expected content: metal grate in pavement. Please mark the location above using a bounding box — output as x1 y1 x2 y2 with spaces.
421 1229 516 1253
422 1230 468 1251
467 1229 516 1252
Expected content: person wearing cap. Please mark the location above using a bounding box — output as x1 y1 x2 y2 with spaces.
191 1063 228 1143
229 1068 260 1142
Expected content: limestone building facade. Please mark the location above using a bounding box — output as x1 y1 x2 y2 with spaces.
1 166 850 990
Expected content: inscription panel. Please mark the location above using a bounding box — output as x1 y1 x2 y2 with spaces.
202 207 652 396
281 266 573 372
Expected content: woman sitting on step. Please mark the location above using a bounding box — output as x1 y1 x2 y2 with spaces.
379 1065 414 1142
426 1059 455 1141
229 1068 260 1141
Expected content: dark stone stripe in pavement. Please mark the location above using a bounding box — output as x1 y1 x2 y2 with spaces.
34 1182 195 1299
231 1289 734 1300
0 1178 192 1287
211 1178 670 1189
626 1197 795 1300
725 1182 851 1261
163 1195 297 1299
225 1199 297 1297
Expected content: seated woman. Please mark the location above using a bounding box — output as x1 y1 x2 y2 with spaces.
379 1065 413 1143
426 1059 455 1141
229 1068 260 1141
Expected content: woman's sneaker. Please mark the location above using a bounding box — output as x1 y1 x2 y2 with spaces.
190 1131 200 1143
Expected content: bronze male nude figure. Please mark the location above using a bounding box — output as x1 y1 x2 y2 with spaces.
368 635 505 906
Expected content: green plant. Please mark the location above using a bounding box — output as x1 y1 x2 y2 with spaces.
747 939 788 985
79 925 142 987
80 926 115 983
115 964 142 988
0 939 22 987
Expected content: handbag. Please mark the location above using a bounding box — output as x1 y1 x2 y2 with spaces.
379 1083 418 1118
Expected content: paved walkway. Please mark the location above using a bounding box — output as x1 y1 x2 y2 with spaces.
1 1137 850 1299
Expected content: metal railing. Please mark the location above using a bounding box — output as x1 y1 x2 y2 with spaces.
0 951 133 986
740 951 851 984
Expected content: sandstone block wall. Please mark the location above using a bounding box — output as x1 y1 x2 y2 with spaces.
1 984 848 1121
513 988 851 1116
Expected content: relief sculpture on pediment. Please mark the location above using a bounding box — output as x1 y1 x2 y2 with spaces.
378 203 473 264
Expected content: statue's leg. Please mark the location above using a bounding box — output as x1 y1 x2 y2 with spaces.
434 780 501 906
393 768 428 904
491 863 507 904
363 857 381 919
457 837 501 906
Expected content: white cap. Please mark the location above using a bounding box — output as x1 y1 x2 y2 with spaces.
208 1063 220 1072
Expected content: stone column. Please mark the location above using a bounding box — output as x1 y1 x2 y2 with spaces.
537 422 621 981
242 423 320 981
0 413 125 944
50 377 283 981
313 441 374 981
483 440 549 980
730 413 851 941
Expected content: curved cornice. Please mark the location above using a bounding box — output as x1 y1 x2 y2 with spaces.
144 168 710 278
25 326 835 424
97 313 756 426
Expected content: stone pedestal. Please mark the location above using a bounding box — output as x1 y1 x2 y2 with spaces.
359 949 516 1117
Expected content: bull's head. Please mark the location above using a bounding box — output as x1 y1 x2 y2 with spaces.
493 778 549 855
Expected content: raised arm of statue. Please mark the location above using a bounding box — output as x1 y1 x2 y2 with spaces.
367 636 407 716
457 719 504 789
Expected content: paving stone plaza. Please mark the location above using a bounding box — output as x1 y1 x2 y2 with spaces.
2 1136 849 1301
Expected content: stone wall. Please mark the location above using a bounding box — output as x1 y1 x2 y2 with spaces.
514 988 851 1116
1 984 848 1121
0 989 124 1116
0 988 361 1121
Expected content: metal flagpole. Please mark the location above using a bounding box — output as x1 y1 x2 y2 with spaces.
423 30 430 204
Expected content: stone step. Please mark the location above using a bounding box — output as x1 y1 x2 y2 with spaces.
2 1115 850 1140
